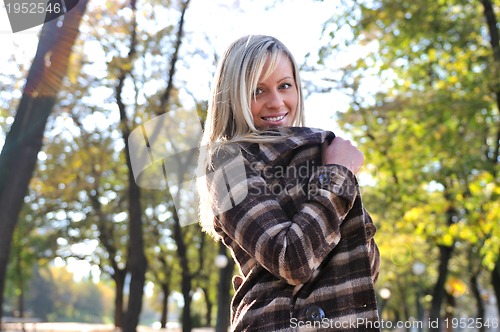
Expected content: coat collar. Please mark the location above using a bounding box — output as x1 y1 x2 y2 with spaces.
255 127 336 165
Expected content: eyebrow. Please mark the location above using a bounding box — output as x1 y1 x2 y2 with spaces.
258 76 294 85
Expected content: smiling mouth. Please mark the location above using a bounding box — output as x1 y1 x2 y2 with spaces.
262 113 287 122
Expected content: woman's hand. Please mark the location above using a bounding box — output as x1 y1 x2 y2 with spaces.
322 137 364 174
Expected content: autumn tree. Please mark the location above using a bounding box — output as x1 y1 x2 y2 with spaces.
35 124 130 327
316 0 499 326
0 0 89 324
2 0 237 330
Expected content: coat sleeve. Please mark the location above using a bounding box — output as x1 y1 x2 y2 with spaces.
364 210 380 283
206 149 360 285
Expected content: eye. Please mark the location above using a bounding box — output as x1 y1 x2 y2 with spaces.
280 82 293 90
254 87 264 96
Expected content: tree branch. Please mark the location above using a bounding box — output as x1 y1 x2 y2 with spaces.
159 0 191 114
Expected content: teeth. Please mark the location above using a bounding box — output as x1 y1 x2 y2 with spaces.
263 115 285 121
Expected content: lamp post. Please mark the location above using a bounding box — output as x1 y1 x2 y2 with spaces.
379 287 391 319
412 261 426 332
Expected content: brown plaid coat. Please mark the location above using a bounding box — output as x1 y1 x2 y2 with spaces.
207 127 380 331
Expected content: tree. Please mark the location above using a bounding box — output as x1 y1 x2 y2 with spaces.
479 0 500 318
316 0 499 326
113 0 193 329
112 0 147 328
0 0 89 324
214 242 234 332
25 0 202 329
21 264 112 322
4 203 58 319
35 127 130 328
1 0 235 329
137 1 197 330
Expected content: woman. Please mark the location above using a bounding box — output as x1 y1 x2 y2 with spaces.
197 35 380 331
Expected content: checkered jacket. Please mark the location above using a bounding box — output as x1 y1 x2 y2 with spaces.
207 127 380 331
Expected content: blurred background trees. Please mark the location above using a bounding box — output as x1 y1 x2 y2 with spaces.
0 0 498 331
312 0 499 327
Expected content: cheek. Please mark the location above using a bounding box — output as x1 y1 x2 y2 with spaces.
251 99 264 116
250 103 261 125
288 93 298 112
289 95 299 124
250 101 258 118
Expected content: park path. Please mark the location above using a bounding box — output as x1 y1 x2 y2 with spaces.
2 322 215 332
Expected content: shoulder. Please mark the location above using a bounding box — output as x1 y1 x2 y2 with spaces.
265 127 334 149
256 127 335 164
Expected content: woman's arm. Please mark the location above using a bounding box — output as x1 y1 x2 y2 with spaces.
207 151 360 285
363 210 380 283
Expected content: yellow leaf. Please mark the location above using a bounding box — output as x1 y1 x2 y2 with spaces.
445 277 467 297
429 49 436 62
439 233 454 247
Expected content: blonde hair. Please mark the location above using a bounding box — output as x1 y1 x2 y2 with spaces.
197 35 305 236
204 35 304 144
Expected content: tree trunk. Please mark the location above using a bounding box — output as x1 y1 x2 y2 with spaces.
201 287 212 327
394 276 411 323
492 257 500 318
160 283 170 328
16 250 24 318
479 0 500 321
113 269 127 328
122 173 147 331
170 206 192 332
0 1 88 328
216 243 234 332
443 294 456 332
429 202 457 332
168 150 197 332
470 272 485 332
113 1 148 330
90 188 128 329
429 244 453 331
164 188 194 332
181 276 193 332
480 0 500 174
151 0 192 326
159 0 191 113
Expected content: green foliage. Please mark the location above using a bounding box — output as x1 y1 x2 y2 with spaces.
3 0 221 326
8 0 496 326
317 0 499 320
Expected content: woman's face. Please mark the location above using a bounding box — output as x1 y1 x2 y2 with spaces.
250 55 298 129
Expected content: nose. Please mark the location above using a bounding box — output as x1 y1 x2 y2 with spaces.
265 89 284 109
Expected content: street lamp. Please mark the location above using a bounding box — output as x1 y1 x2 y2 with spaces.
379 288 391 300
379 287 391 318
412 261 425 276
215 254 228 269
412 261 426 332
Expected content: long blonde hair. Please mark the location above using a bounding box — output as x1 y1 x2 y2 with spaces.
197 35 305 236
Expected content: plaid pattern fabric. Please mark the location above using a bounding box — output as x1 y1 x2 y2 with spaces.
207 127 380 331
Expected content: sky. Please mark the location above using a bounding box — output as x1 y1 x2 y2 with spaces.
0 0 352 281
183 0 350 132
